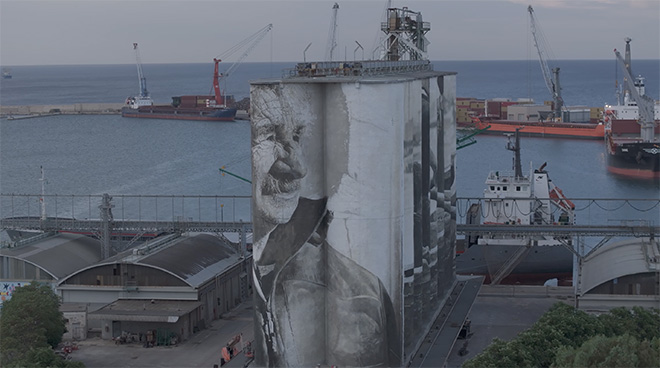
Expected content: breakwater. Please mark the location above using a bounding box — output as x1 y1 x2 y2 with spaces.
1 104 250 120
0 103 124 118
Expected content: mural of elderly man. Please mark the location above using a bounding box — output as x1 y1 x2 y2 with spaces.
250 84 400 367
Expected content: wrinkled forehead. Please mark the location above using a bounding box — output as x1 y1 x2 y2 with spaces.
252 89 303 132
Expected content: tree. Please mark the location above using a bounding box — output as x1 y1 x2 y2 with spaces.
0 281 66 365
597 306 660 341
6 346 85 368
552 334 660 368
463 338 535 368
462 302 660 368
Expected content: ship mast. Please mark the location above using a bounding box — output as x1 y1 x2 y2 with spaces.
40 166 47 221
506 129 523 179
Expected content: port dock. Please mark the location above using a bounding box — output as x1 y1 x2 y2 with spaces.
0 104 250 120
0 103 124 118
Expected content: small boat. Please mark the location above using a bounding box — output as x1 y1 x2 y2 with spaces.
2 68 12 79
456 128 576 285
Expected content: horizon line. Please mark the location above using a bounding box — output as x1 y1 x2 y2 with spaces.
3 58 660 68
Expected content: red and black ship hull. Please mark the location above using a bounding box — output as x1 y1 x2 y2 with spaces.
606 133 660 180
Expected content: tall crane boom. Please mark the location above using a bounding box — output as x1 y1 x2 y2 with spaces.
133 43 149 99
614 48 656 142
126 43 153 109
528 5 563 119
213 24 273 107
325 3 339 61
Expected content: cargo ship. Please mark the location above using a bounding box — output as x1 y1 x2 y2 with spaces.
604 39 660 180
456 6 605 141
457 98 605 140
121 43 237 122
122 26 273 123
456 128 576 285
122 95 237 122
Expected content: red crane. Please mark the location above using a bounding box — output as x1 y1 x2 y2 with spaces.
212 24 273 107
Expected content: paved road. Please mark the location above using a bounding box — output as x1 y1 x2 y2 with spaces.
445 290 572 368
69 301 255 368
69 286 572 368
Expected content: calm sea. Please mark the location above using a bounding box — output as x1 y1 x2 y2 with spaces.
0 60 658 229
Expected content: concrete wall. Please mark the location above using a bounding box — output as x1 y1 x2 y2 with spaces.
99 317 190 342
250 70 457 367
62 310 88 340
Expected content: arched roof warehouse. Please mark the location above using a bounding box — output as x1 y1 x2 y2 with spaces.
581 237 659 295
59 233 242 289
0 233 103 281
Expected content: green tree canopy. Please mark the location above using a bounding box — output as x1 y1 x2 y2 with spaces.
553 334 660 368
462 302 660 368
0 281 66 365
597 306 660 341
5 346 86 368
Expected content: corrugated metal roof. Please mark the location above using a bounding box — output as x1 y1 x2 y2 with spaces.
0 233 103 279
58 233 243 289
138 234 242 288
582 237 660 293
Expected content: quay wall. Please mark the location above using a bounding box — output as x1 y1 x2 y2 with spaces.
0 103 125 116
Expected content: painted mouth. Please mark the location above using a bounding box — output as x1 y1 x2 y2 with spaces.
261 174 300 198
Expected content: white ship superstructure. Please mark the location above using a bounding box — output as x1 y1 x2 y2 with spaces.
457 129 576 284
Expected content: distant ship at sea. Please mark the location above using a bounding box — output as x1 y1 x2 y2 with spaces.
456 6 606 140
120 43 238 123
2 68 12 79
457 97 605 140
122 25 271 123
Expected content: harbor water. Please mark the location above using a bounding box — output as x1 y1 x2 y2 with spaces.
1 61 658 231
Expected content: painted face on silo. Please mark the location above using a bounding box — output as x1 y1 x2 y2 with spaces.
252 87 307 227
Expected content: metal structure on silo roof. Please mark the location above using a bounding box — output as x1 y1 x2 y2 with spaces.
381 7 430 61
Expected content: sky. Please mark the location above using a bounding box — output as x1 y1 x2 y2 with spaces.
0 0 658 66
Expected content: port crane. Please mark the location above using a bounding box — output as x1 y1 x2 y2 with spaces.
528 5 563 120
128 43 153 108
212 24 273 107
326 3 340 61
614 47 657 143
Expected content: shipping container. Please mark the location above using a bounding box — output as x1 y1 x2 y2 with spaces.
563 109 590 123
487 101 502 118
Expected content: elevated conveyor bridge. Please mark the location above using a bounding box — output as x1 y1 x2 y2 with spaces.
1 194 657 260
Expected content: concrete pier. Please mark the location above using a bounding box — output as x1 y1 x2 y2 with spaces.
0 103 125 118
1 104 251 121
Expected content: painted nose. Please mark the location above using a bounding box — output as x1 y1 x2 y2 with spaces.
270 144 306 180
